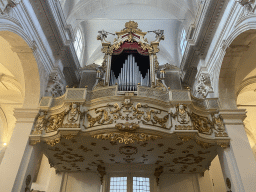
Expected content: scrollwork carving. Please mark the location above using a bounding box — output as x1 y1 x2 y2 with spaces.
189 113 212 135
46 111 67 133
32 111 47 135
92 132 161 145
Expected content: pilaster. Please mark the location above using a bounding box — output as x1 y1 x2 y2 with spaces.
218 109 256 192
0 108 40 192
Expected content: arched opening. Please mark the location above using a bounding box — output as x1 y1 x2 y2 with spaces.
0 31 41 162
219 29 256 158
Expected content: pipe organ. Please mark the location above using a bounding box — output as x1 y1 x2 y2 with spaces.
96 21 165 92
110 54 150 91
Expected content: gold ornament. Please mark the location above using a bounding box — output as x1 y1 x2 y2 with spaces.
92 132 161 144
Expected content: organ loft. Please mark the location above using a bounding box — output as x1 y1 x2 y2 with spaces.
28 21 230 191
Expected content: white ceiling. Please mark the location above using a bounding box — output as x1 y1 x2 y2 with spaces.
60 0 200 67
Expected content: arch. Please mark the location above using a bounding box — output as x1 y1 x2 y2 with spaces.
0 31 41 108
0 29 41 145
218 27 256 109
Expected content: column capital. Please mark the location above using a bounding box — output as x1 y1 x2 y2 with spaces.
219 109 246 125
14 108 39 123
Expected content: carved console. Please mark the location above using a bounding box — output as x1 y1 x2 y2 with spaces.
30 86 229 174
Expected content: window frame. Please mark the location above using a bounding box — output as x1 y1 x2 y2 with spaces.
179 28 188 57
104 173 156 192
73 27 84 65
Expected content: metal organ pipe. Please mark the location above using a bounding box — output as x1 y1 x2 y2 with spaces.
110 54 150 91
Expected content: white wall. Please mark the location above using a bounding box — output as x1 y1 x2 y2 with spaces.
64 172 101 192
159 173 200 192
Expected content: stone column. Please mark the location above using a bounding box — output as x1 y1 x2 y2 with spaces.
0 108 40 192
218 109 256 192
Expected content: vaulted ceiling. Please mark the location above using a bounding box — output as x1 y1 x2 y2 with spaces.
60 0 200 67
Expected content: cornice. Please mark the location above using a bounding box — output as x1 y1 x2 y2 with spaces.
28 0 80 85
219 109 247 125
181 0 228 86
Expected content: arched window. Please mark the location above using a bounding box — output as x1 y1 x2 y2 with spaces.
180 28 188 56
74 28 83 63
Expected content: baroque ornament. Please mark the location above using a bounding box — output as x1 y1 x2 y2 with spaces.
92 132 161 144
45 72 65 98
115 122 139 131
174 104 190 124
195 73 213 98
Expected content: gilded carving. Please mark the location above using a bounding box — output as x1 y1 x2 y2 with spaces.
190 113 212 134
33 111 47 135
62 134 75 140
30 140 40 145
217 143 229 148
142 108 169 129
92 132 161 144
87 108 113 127
46 111 67 133
212 113 228 137
115 122 139 131
195 140 213 149
175 125 193 130
46 138 61 146
67 103 80 123
179 136 192 142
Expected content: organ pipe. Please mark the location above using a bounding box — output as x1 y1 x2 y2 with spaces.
110 54 150 91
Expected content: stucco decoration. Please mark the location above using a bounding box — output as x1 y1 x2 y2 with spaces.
0 0 20 14
195 73 213 98
45 72 65 98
